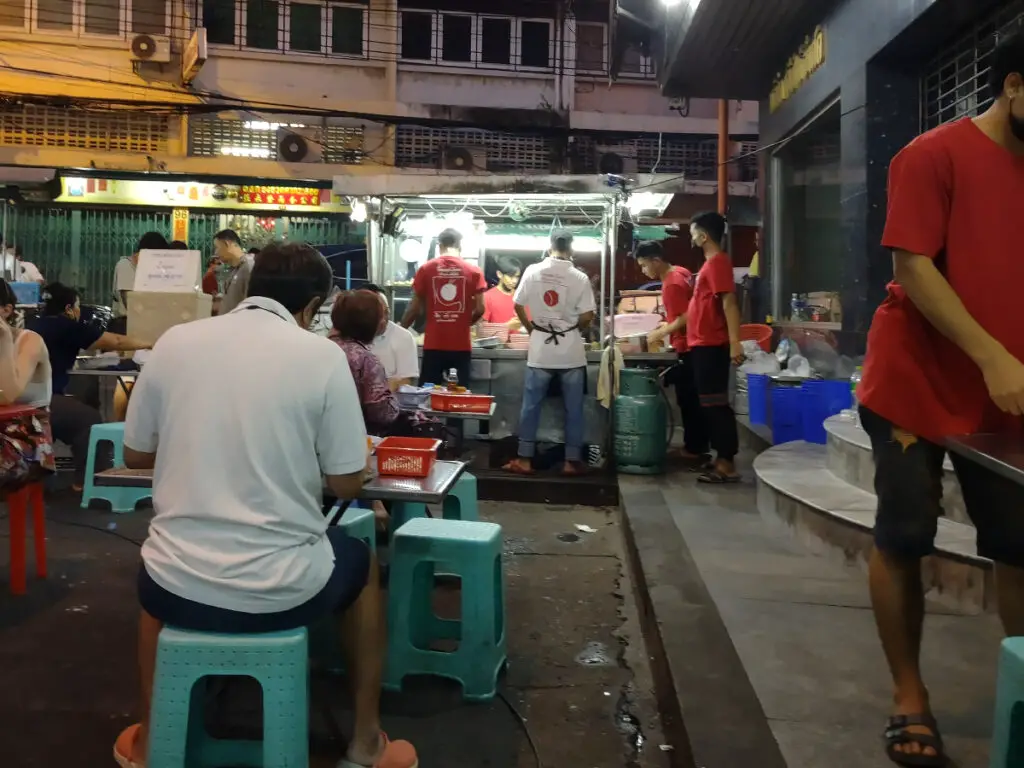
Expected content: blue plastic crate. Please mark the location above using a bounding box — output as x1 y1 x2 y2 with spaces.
801 380 852 444
10 282 39 306
748 374 768 425
770 385 804 444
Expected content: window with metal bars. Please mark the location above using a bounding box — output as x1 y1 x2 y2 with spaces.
0 105 169 153
398 10 555 71
201 0 368 57
188 116 365 164
920 0 1024 131
0 0 170 36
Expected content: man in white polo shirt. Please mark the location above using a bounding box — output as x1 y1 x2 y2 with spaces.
365 283 419 390
505 230 596 476
114 243 417 768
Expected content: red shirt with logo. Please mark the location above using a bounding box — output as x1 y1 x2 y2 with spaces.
482 286 517 323
859 119 1024 443
686 252 734 349
413 255 487 352
660 265 693 353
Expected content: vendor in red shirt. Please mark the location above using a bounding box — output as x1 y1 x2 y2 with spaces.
481 254 523 328
685 212 742 484
401 228 486 386
634 240 707 464
857 32 1024 768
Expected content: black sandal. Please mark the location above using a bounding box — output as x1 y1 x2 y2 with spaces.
883 713 946 767
697 470 741 484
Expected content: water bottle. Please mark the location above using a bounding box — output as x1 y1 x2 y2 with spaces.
445 367 459 390
842 367 863 423
790 293 801 321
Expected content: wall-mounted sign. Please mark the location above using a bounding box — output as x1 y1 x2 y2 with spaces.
57 178 349 213
171 208 189 242
769 26 826 114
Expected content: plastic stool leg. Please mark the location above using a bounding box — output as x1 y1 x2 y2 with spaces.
7 487 27 595
80 430 100 508
29 482 45 579
390 501 427 535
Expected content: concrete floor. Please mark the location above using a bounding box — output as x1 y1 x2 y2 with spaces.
0 491 668 768
621 458 1003 768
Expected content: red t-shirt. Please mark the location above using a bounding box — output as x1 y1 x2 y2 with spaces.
413 255 487 351
686 252 734 348
859 118 1024 443
482 286 517 323
660 265 693 353
202 271 218 296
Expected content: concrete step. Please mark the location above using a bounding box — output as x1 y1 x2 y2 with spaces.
754 440 994 614
824 415 969 526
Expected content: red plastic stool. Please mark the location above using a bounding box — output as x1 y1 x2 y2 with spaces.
8 481 45 595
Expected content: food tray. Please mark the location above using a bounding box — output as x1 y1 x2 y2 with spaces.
430 392 495 414
375 436 441 478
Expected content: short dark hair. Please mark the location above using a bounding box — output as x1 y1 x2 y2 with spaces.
989 30 1024 98
168 240 188 250
690 211 727 245
550 229 573 253
136 231 168 253
494 255 521 276
0 279 16 309
633 240 663 261
247 246 261 255
247 242 333 315
363 283 385 295
437 228 462 251
214 229 241 246
41 282 80 316
331 289 383 344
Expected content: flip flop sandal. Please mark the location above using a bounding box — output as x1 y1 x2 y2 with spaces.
697 470 741 484
883 714 946 767
338 732 419 768
113 724 144 768
687 460 716 473
502 461 535 476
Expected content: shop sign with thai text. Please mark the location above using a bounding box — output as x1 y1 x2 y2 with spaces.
239 186 325 206
769 26 826 114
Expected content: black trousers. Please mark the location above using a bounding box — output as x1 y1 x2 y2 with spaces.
50 394 108 484
690 345 738 463
420 349 472 387
671 352 709 455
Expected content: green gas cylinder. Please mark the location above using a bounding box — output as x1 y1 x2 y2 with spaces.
614 368 668 475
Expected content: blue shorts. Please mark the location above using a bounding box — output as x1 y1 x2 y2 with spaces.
137 528 371 633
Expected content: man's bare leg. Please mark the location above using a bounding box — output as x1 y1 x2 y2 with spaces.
339 553 385 765
115 610 162 764
995 562 1024 637
869 547 935 759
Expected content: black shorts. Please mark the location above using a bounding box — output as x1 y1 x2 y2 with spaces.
420 349 472 387
860 405 1024 568
138 528 371 633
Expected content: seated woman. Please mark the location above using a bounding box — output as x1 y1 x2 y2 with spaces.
28 283 151 491
328 290 401 435
0 280 55 488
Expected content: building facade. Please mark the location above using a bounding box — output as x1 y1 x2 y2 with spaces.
0 0 759 301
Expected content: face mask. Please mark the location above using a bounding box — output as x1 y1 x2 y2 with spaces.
1010 97 1024 142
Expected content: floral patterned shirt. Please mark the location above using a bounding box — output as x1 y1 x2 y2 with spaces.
329 334 400 435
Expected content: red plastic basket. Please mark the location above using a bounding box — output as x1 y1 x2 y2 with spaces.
740 323 773 353
375 436 441 478
430 392 495 414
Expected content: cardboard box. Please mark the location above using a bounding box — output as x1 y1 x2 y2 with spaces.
128 291 212 344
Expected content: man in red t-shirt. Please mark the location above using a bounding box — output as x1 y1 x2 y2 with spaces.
481 254 523 327
634 240 708 463
401 228 486 386
857 32 1024 766
685 212 742 484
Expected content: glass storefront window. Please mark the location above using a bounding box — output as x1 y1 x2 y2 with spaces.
773 103 842 322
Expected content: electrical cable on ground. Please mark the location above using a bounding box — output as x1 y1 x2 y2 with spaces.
498 690 543 768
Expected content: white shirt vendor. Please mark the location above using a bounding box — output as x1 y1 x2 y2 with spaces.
514 255 595 369
372 320 419 383
124 295 368 613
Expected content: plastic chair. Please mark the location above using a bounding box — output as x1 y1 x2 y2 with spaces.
147 626 309 768
990 637 1024 768
80 422 129 510
385 518 506 701
441 472 479 522
389 500 428 536
338 504 376 552
7 481 45 595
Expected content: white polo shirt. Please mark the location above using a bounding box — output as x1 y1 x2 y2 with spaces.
514 257 595 369
124 296 368 613
372 321 419 382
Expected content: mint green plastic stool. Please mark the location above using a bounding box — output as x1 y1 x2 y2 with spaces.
990 637 1024 768
442 472 478 521
336 504 377 552
385 518 506 701
389 500 427 535
80 422 127 509
148 626 309 768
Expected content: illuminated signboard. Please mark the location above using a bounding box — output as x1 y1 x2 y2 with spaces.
769 26 826 114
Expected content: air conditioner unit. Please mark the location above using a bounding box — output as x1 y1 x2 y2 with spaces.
130 34 172 64
277 128 324 163
595 145 638 175
439 145 486 173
